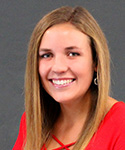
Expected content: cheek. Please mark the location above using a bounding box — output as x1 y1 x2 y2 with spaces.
38 61 52 84
39 62 46 80
75 62 94 84
73 60 94 74
39 66 47 90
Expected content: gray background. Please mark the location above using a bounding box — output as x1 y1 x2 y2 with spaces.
0 0 125 149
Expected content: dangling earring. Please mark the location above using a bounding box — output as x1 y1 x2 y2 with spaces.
94 77 98 85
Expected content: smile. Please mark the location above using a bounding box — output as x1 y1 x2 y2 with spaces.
50 79 75 87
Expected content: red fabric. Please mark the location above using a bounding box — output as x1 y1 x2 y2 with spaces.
50 134 76 150
41 134 76 150
86 102 125 150
13 102 125 150
13 112 26 150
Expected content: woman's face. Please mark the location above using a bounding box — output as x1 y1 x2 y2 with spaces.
39 23 95 104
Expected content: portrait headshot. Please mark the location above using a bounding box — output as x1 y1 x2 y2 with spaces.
0 1 125 150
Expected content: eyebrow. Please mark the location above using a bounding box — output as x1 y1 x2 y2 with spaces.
65 46 80 50
39 48 52 52
39 46 80 52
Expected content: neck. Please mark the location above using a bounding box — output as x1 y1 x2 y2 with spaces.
60 95 91 126
51 92 91 143
54 91 91 133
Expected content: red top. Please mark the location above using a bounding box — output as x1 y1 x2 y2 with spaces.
41 135 76 150
13 102 125 150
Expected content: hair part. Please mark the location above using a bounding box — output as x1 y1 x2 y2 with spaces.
25 6 110 150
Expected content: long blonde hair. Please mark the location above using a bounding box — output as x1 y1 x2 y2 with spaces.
24 6 110 150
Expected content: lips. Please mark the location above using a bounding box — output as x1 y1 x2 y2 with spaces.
49 78 75 87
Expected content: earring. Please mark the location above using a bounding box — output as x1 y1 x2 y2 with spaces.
94 77 98 85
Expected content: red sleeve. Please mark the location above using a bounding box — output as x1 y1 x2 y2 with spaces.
13 112 26 150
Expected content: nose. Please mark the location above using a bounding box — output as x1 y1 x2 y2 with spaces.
51 56 68 74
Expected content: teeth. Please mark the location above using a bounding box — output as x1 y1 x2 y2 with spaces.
52 79 73 85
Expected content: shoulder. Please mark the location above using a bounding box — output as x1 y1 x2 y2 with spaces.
105 97 125 125
99 101 125 140
106 102 125 150
86 102 125 150
18 112 26 135
12 112 26 150
19 112 26 129
21 112 26 122
100 101 125 139
104 101 125 125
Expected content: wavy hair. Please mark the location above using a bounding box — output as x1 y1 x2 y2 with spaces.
24 6 110 150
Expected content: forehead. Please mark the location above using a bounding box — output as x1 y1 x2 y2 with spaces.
40 23 90 48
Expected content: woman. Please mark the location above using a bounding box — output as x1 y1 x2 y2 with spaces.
13 6 125 150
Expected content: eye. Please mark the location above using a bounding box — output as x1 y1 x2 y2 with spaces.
68 52 80 57
40 53 53 59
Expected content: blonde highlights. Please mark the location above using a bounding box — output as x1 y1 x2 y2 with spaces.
24 6 110 150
